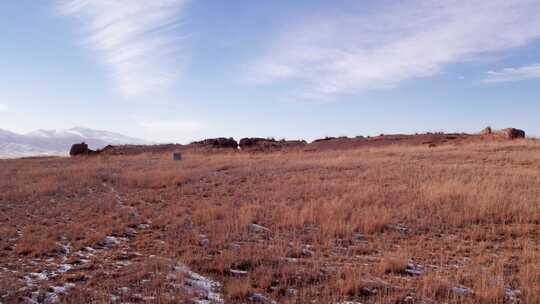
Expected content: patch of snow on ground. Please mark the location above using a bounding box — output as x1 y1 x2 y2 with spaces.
248 293 277 304
505 287 521 302
102 236 127 248
29 272 48 281
56 264 72 274
44 283 75 303
174 265 224 304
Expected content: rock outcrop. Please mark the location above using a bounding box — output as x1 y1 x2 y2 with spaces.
480 127 492 135
480 127 525 140
239 138 307 151
190 138 238 149
499 128 525 139
69 142 95 156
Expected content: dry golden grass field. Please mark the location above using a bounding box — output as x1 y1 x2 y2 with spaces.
1 139 539 303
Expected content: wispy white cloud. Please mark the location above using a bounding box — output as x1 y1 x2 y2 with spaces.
482 63 540 84
137 117 207 133
247 0 540 100
58 0 190 97
0 104 7 111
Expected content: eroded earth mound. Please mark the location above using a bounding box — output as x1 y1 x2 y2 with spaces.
98 144 186 156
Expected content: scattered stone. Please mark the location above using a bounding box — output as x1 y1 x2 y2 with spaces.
124 227 138 237
101 236 125 249
57 264 72 273
396 295 415 304
355 278 395 296
404 261 424 276
83 247 96 253
228 269 248 276
249 223 272 234
354 233 365 241
301 247 315 257
228 243 241 251
114 261 131 267
28 272 47 281
287 288 297 296
505 287 521 302
248 293 277 304
282 257 299 263
120 287 130 293
385 224 410 234
199 237 210 247
452 285 473 296
60 243 71 256
137 223 151 230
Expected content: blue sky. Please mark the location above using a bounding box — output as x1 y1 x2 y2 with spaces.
1 0 540 142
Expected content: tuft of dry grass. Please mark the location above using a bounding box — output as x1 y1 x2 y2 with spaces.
519 243 540 303
15 225 62 257
378 252 410 275
225 277 253 301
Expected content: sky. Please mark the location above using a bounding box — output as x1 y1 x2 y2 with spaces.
1 0 540 143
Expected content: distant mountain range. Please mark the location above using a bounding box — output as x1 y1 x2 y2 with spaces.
0 127 149 158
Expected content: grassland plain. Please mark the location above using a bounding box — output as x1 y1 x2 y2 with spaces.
1 139 539 303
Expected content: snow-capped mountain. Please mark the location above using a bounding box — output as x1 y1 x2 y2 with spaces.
0 127 150 158
0 129 22 141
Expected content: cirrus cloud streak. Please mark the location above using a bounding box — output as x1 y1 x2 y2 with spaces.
58 0 190 97
247 0 540 99
483 63 540 84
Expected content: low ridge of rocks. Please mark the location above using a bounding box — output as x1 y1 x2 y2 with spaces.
189 138 238 149
239 138 307 151
479 126 526 139
499 128 526 139
69 127 527 157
